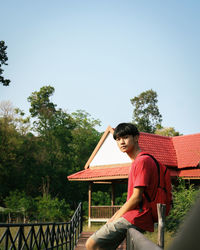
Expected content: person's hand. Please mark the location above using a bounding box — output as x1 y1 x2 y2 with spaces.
106 216 115 224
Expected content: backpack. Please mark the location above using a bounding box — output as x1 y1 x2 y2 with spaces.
141 153 172 223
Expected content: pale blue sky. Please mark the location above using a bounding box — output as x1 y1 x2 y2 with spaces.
1 0 200 135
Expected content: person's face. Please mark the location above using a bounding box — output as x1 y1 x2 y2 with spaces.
116 134 138 154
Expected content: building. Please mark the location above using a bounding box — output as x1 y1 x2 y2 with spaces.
68 126 200 226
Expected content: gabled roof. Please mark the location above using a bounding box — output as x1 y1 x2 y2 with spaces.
68 126 200 181
172 133 200 168
139 133 177 167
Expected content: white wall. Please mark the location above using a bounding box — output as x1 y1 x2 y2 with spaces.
90 133 131 167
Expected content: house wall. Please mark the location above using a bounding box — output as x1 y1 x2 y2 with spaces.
90 133 131 167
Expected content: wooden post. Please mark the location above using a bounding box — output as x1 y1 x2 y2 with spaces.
111 182 115 218
157 203 166 249
111 182 115 206
88 182 92 228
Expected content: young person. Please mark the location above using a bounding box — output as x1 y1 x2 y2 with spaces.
86 123 158 250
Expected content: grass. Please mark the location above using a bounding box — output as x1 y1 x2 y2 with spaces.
83 221 175 249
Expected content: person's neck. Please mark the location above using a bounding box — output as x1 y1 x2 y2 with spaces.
127 147 141 161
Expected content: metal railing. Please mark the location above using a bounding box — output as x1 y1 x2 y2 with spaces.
0 202 82 250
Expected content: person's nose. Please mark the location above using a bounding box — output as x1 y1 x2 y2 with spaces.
119 138 125 144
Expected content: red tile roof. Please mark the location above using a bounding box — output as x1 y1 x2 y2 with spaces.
68 165 130 181
139 133 177 167
178 169 200 179
68 126 200 181
172 133 200 168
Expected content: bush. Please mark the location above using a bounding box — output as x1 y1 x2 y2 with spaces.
4 191 72 222
36 195 71 222
92 191 111 206
115 192 127 205
4 190 36 222
166 178 199 232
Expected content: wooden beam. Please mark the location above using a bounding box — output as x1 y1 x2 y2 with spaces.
88 182 92 228
111 183 115 206
93 181 112 184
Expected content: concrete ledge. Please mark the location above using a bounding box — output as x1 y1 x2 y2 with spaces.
127 228 162 250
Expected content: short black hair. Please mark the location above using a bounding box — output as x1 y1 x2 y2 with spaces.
113 123 140 140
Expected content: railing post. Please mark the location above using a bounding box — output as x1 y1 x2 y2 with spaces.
18 225 23 250
70 220 74 250
157 204 166 249
5 227 9 250
51 223 55 249
80 202 83 234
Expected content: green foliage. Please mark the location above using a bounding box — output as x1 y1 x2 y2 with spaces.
130 89 162 133
92 191 111 206
4 190 33 213
0 41 10 86
27 85 56 120
115 192 127 205
166 178 199 232
155 126 181 136
4 191 71 222
0 110 25 201
4 190 36 221
70 110 101 173
0 85 101 219
36 195 71 222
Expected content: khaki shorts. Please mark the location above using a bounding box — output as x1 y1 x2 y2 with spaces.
90 217 144 250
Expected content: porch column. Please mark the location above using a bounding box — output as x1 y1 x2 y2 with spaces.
111 182 115 217
88 182 92 228
111 182 115 206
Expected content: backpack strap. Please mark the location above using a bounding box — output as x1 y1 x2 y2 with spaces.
142 153 160 202
138 153 160 212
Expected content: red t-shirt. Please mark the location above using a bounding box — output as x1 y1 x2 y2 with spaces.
123 152 158 232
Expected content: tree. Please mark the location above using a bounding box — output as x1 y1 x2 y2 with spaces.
70 110 101 173
0 102 35 204
0 41 10 86
36 195 71 222
65 110 101 207
27 85 57 134
155 126 181 137
0 101 31 135
0 113 23 202
130 89 162 133
4 190 35 222
27 86 76 201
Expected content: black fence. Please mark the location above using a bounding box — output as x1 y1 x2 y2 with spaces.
0 202 83 250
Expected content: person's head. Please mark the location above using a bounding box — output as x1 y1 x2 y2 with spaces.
113 123 140 157
113 123 140 140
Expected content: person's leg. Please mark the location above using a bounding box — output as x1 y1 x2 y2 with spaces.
85 218 129 250
85 237 104 250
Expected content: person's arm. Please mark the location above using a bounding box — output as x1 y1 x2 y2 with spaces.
107 187 144 223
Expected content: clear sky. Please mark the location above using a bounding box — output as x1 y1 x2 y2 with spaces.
1 0 200 135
